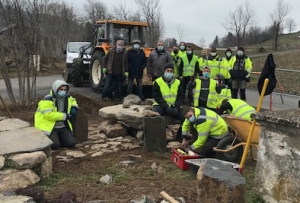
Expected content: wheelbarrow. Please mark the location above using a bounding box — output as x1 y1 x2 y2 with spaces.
213 115 261 163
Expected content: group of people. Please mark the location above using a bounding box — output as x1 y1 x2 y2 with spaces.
34 40 255 157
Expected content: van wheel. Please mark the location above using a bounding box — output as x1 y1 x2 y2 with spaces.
71 58 84 87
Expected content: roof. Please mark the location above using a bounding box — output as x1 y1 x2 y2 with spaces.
95 20 148 27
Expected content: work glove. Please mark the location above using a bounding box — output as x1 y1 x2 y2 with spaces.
124 72 129 78
66 114 72 120
102 68 107 74
178 76 183 80
166 107 173 115
70 107 77 117
171 108 178 116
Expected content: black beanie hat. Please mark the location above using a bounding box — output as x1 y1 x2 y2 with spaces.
163 63 174 71
225 48 232 53
238 46 244 52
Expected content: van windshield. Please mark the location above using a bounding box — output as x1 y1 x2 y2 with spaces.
68 42 91 53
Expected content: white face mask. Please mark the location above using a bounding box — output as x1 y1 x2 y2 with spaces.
211 52 216 57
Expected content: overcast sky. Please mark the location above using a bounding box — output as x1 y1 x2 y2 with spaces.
64 0 299 46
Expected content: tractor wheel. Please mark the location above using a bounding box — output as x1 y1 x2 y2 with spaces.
215 136 244 163
90 51 104 92
63 69 72 83
71 58 84 87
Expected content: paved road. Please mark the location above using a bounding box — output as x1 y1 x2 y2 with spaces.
0 74 299 110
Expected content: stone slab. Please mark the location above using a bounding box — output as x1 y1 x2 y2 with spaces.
0 118 30 132
0 127 53 155
143 117 166 152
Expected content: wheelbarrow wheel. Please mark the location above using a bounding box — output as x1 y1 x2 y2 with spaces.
215 136 243 163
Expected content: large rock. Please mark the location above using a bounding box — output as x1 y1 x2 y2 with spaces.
98 120 127 138
0 169 40 192
8 151 47 169
0 118 30 132
196 159 246 203
39 156 53 178
0 193 35 203
0 156 4 170
47 191 82 203
0 127 53 155
253 109 300 203
15 187 45 203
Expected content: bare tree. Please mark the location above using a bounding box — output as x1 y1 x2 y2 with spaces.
222 0 255 46
176 23 186 42
0 0 47 107
111 3 141 21
198 37 206 48
270 0 291 51
135 0 164 47
84 0 107 23
285 18 296 33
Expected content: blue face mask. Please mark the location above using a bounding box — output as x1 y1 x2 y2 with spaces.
133 44 140 49
189 115 195 123
157 46 164 51
116 46 123 52
187 50 192 55
57 90 66 97
180 46 185 50
237 51 243 56
203 72 210 78
164 72 173 80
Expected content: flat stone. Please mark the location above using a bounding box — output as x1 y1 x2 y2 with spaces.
88 126 97 131
88 130 99 136
166 128 176 141
107 136 123 141
128 154 142 163
91 152 103 157
40 156 53 178
144 98 154 106
120 160 135 166
93 139 106 144
0 194 34 203
168 124 181 136
99 175 112 184
0 127 53 155
0 156 4 170
122 143 134 149
65 150 86 158
157 166 166 174
0 169 40 192
98 121 127 138
8 151 46 169
121 138 132 143
0 118 30 132
56 156 73 163
82 140 94 145
107 141 121 146
167 141 181 148
91 144 109 150
89 133 106 140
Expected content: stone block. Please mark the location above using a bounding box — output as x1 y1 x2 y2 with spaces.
0 127 52 155
0 118 30 132
15 187 45 203
8 151 46 169
72 108 88 143
40 156 52 178
197 159 246 203
143 117 166 152
0 156 4 170
123 94 142 105
98 121 127 138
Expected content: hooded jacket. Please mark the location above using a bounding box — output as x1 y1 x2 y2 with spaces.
34 80 78 135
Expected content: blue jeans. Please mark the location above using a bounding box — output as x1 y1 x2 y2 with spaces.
127 77 144 100
102 74 122 99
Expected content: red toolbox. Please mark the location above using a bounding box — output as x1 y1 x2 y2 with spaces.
171 148 199 170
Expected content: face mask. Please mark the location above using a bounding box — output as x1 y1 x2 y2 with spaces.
57 90 66 97
226 52 231 57
189 115 195 123
116 46 123 52
237 51 243 56
203 72 210 78
133 44 140 49
173 50 178 54
157 46 164 51
164 72 173 80
187 50 192 55
211 52 216 57
180 46 185 50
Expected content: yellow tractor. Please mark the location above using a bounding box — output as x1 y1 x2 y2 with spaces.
89 20 154 93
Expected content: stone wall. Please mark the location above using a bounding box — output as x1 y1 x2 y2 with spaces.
0 117 53 192
253 109 300 203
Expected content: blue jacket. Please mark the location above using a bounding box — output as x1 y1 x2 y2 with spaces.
127 49 147 78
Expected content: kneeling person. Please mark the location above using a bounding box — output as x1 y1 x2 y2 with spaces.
152 63 185 123
34 80 78 150
181 106 228 157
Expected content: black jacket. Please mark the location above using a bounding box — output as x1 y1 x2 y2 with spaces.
257 54 276 96
127 49 147 78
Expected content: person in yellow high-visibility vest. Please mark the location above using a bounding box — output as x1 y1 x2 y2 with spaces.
203 47 222 78
220 48 234 88
178 42 187 58
181 106 228 157
187 67 220 111
178 46 199 103
198 49 208 73
152 63 185 123
34 80 78 149
171 46 180 77
217 98 255 121
215 73 232 109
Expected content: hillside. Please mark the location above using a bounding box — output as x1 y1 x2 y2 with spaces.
249 50 300 94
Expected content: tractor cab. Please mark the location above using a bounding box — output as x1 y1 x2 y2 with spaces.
93 20 152 57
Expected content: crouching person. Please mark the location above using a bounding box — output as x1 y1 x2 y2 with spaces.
181 106 228 157
34 80 78 150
